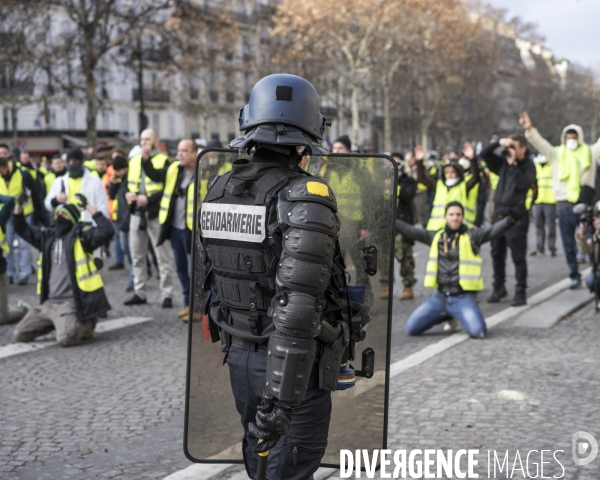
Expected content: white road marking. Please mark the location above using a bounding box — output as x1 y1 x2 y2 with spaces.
162 463 232 480
166 272 591 480
0 316 152 360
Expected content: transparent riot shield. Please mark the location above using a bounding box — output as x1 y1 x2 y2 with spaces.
185 150 396 469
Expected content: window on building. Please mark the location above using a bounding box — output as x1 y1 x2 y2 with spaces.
102 111 110 130
67 109 76 130
120 111 129 136
210 117 218 140
152 113 160 136
168 113 175 139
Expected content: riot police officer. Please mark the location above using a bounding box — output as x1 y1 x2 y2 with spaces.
200 74 343 480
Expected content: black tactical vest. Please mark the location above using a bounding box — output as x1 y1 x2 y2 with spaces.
201 158 304 343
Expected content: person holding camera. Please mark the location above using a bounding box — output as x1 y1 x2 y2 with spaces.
44 148 109 225
479 133 537 306
12 195 113 347
123 129 175 308
575 203 600 307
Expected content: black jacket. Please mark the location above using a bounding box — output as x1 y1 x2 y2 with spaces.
2 162 47 226
396 217 515 294
0 195 15 275
108 179 131 232
480 142 537 215
396 172 417 244
14 211 114 321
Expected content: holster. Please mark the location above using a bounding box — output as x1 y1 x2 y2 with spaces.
317 321 349 391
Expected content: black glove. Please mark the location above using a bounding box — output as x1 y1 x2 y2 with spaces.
16 192 30 205
247 397 292 453
509 202 527 222
74 193 87 209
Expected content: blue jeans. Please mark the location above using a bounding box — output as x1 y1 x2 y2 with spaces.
112 221 124 264
170 227 190 306
118 230 134 279
556 203 580 280
406 292 487 339
584 272 600 296
5 216 33 281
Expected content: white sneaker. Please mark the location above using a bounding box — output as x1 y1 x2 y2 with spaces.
443 319 459 331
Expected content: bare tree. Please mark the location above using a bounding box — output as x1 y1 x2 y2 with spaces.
48 0 170 148
0 0 46 145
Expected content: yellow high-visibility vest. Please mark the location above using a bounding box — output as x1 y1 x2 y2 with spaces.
427 180 470 231
37 236 104 296
44 172 57 194
534 162 556 205
0 226 7 254
0 165 33 215
67 177 83 204
319 163 362 221
158 161 196 231
127 153 169 196
424 230 483 291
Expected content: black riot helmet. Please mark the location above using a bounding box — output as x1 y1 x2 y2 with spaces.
230 74 329 155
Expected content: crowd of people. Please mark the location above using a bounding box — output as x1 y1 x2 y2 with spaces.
1 110 600 346
389 111 600 338
0 131 223 346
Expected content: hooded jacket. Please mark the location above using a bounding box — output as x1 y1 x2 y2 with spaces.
526 124 600 203
14 211 113 321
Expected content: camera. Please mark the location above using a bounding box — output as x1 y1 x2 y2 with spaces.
573 201 600 227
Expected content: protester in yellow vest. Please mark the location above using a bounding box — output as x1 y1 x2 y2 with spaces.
123 128 175 308
0 145 46 284
320 135 371 289
417 143 480 231
156 139 203 321
12 198 113 347
44 148 109 225
396 201 525 338
0 195 27 325
530 154 557 258
521 112 600 289
43 154 68 197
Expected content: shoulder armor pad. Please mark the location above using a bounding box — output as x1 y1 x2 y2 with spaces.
285 177 337 212
205 172 232 202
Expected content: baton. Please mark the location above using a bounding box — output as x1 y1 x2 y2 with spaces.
256 439 269 480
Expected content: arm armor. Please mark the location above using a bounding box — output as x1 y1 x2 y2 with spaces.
265 177 340 408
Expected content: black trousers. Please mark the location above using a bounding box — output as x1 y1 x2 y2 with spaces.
227 342 332 480
491 212 529 291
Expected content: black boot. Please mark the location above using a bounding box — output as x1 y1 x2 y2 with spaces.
487 285 507 303
511 289 527 307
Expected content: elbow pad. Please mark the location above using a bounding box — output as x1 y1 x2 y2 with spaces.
265 178 340 407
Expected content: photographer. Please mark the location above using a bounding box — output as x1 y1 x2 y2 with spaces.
480 134 537 306
575 203 600 307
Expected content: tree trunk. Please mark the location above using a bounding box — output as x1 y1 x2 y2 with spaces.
336 83 344 139
382 82 392 152
85 69 98 149
420 118 432 151
11 105 18 148
351 84 359 147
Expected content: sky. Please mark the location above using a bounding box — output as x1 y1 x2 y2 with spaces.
487 0 600 69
